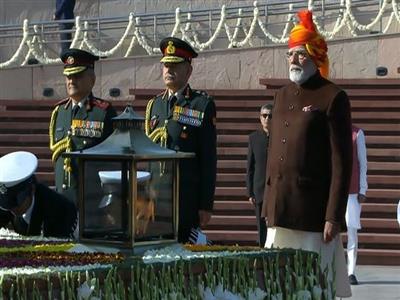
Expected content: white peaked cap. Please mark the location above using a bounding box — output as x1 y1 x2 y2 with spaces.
0 151 38 188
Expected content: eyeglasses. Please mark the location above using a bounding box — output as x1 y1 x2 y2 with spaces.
285 50 308 60
261 113 272 120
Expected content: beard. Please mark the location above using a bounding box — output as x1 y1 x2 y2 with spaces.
289 60 318 85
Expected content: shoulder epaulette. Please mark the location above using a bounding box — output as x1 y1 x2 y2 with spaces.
155 89 168 100
194 90 208 96
91 98 111 110
54 97 70 107
194 90 213 101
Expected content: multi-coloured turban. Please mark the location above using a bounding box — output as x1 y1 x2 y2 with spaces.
288 10 329 78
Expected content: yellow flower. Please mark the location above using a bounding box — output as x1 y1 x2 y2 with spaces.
0 243 74 253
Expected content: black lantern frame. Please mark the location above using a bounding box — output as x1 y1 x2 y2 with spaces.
64 106 193 250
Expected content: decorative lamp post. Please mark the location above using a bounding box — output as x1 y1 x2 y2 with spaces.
65 105 193 251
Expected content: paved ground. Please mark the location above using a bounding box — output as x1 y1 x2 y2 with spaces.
344 265 400 300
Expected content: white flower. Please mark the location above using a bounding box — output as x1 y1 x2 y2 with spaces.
199 284 256 300
0 264 112 277
296 289 312 300
164 292 178 300
312 285 322 300
271 293 283 300
199 284 246 300
77 281 95 300
247 287 267 300
214 284 242 300
0 228 70 242
142 244 274 264
202 287 217 300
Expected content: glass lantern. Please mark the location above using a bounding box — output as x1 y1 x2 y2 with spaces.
65 106 193 251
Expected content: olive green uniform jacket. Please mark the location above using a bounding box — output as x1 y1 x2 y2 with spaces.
145 85 217 242
50 93 117 204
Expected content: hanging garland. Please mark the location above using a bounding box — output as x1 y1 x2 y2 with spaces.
225 8 243 47
230 1 259 48
0 0 399 68
183 5 227 51
23 25 61 65
84 12 136 57
258 3 294 43
0 19 30 68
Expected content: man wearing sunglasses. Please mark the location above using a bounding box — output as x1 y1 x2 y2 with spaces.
261 10 353 297
0 151 77 238
246 104 272 247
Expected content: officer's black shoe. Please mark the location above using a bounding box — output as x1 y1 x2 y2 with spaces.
349 274 358 285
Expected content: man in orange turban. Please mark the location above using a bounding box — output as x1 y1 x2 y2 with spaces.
288 10 329 78
261 10 353 298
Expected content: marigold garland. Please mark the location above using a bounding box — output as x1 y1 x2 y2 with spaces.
0 231 124 273
0 251 124 269
0 243 74 254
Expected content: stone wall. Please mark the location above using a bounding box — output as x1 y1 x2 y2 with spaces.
0 33 399 100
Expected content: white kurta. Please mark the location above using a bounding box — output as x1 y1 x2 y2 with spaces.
265 227 352 298
345 129 368 229
345 128 368 276
397 200 400 226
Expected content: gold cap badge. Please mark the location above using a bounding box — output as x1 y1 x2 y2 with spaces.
166 41 176 55
66 56 75 65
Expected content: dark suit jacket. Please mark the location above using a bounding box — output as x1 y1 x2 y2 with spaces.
0 183 77 238
261 72 353 232
246 130 269 204
145 85 217 241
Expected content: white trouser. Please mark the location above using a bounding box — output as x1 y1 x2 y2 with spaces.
345 194 361 229
347 226 358 276
265 227 352 298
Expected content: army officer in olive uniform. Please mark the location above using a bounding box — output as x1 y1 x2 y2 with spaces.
49 49 117 204
145 37 217 243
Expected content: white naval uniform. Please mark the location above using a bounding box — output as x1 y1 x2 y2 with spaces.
345 129 368 276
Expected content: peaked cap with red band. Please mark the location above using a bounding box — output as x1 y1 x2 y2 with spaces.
160 37 198 63
60 48 100 76
288 10 329 78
